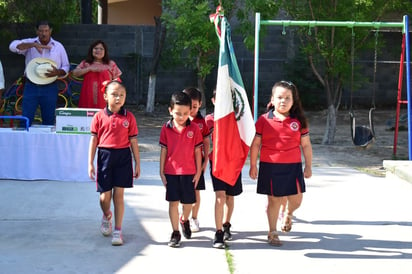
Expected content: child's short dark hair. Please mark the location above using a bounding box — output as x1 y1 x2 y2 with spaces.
103 79 125 94
169 91 191 109
182 87 202 102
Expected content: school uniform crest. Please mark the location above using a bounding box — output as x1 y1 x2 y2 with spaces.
290 121 299 131
122 119 130 128
187 131 194 138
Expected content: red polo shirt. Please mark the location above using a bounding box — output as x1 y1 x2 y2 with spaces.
91 107 138 149
255 111 309 163
192 111 211 139
192 112 211 157
159 119 203 175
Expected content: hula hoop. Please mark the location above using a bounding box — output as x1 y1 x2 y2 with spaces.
68 72 84 84
57 93 69 108
15 83 24 97
15 96 23 114
70 91 80 107
0 101 5 113
57 78 68 94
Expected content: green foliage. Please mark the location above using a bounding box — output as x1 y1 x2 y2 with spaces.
278 0 412 107
0 0 82 26
0 0 99 28
0 0 99 46
230 0 280 50
283 50 324 109
161 0 281 87
162 0 218 81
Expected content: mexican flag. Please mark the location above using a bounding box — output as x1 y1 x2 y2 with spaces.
210 9 255 186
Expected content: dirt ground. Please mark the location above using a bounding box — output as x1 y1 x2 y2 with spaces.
129 105 409 177
305 109 409 176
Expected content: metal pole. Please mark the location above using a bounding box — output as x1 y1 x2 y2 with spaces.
393 34 405 157
254 14 409 155
261 20 403 29
253 13 261 122
404 15 412 160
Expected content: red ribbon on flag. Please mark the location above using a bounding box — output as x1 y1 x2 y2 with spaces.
209 5 224 37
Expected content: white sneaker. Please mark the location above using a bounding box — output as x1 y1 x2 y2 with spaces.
112 230 123 246
100 213 112 236
190 218 200 232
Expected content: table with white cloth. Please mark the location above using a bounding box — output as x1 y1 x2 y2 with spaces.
0 129 92 182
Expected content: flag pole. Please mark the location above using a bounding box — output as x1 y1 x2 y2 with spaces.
254 13 261 122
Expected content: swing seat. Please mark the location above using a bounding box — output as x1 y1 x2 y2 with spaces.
350 108 375 148
353 125 375 147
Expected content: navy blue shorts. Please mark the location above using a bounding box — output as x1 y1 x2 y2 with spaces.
195 171 205 190
165 174 196 204
209 160 243 196
96 147 133 193
257 162 305 197
195 158 206 190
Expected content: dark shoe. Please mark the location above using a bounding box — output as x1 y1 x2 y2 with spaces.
223 222 232 241
168 231 181 247
180 217 191 239
213 230 225 249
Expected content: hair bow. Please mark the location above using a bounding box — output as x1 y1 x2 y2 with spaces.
100 78 122 93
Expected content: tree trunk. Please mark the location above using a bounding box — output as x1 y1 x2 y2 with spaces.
145 16 166 114
146 74 156 113
322 104 337 145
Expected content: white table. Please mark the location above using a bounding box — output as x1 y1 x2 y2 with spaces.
0 129 92 182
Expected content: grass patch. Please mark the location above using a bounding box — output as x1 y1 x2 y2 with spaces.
225 246 235 274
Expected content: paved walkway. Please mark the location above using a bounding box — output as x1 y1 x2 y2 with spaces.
1 151 412 274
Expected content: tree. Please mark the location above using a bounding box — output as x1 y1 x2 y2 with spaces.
0 0 83 26
0 0 99 27
278 0 412 144
160 0 280 109
146 16 166 114
161 0 218 104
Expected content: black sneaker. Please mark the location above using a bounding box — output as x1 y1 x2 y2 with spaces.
180 218 191 239
223 222 232 241
168 231 181 247
213 230 225 249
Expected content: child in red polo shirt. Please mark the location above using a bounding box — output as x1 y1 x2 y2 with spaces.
159 91 203 247
182 87 211 233
249 80 312 247
88 80 140 246
206 89 243 249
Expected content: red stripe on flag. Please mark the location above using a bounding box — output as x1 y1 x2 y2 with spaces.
212 112 249 186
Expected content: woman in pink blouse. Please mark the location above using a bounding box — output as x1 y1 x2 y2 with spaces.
73 40 122 108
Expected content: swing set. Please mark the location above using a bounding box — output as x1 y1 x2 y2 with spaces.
253 13 412 159
348 29 378 149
